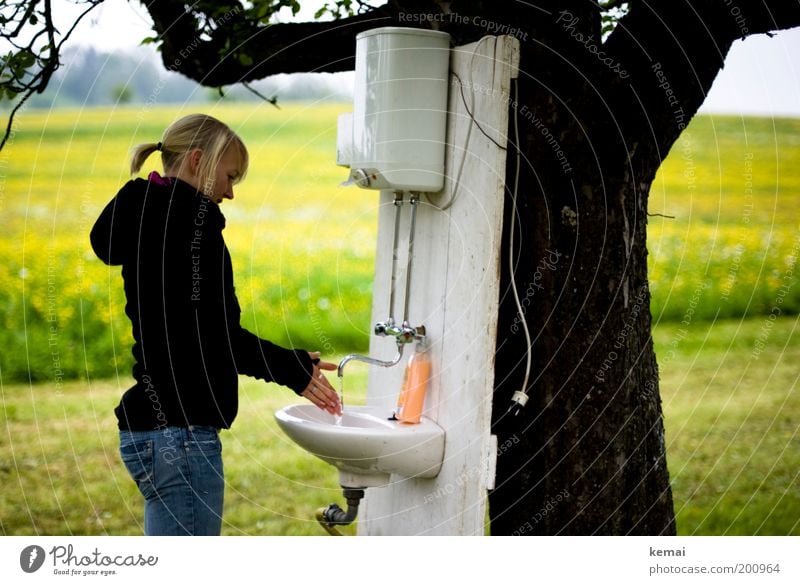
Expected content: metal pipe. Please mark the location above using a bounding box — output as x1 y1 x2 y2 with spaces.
316 488 365 536
337 340 404 378
388 191 404 322
402 192 420 324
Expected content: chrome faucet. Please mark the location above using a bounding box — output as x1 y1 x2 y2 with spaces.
338 339 405 378
337 324 426 378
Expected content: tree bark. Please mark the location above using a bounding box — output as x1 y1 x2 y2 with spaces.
487 0 800 535
141 0 800 535
486 2 675 535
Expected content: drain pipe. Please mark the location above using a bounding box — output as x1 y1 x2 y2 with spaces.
316 488 365 536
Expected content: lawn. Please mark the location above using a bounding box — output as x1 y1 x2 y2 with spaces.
0 104 797 535
0 318 795 535
655 318 799 535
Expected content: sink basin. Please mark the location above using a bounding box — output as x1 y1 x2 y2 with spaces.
274 404 445 488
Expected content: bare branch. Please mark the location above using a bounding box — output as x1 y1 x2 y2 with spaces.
145 0 398 86
241 81 280 108
0 0 106 151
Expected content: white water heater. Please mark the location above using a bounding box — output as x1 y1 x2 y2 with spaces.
338 27 451 192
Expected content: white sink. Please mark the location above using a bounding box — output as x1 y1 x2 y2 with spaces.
274 404 445 488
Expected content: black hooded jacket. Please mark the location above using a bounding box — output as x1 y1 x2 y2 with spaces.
90 175 313 430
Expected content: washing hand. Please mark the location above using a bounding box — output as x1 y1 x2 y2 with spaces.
301 352 342 415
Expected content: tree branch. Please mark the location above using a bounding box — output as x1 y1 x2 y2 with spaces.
736 0 800 36
0 0 105 151
604 0 800 163
145 0 400 86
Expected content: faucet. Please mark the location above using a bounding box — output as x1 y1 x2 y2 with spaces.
337 324 426 378
338 191 427 379
337 338 405 378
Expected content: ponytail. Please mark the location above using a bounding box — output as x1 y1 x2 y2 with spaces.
130 142 162 175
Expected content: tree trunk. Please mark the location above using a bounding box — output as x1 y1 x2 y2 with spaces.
485 0 800 535
488 34 674 536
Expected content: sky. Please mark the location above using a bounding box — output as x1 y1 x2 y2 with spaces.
59 0 800 117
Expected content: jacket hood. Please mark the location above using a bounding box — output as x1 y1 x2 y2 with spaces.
90 175 225 266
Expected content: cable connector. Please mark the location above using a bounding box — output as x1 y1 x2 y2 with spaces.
508 390 529 416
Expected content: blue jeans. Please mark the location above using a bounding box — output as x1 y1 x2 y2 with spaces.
119 426 224 536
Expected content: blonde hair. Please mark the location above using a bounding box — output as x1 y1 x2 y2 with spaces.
130 114 249 195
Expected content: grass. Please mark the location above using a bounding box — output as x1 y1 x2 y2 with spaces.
648 115 800 321
1 107 798 383
0 102 377 383
0 104 798 535
1 319 796 535
0 365 368 536
655 318 799 535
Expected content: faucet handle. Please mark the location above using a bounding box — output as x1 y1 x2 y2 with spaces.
397 322 425 344
374 318 397 336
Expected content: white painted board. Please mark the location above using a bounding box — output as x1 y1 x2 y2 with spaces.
356 35 520 535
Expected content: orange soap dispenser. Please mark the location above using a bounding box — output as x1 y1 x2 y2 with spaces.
398 338 431 424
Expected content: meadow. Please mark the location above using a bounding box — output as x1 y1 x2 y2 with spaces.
0 105 797 535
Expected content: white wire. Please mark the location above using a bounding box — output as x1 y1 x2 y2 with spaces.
431 36 495 212
508 77 532 406
431 37 532 407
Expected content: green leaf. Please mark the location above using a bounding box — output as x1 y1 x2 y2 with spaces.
238 53 253 67
17 50 36 69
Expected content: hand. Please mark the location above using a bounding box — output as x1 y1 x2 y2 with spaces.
300 352 342 415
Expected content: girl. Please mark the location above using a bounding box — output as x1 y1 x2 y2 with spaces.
90 114 341 535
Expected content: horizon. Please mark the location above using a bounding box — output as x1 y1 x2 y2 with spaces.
20 1 800 119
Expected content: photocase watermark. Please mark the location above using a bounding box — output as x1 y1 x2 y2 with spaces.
752 232 799 359
422 460 486 505
19 543 158 576
497 433 520 456
20 545 46 573
516 106 574 174
680 132 696 195
398 11 529 42
511 488 571 534
659 279 711 366
46 242 64 396
135 372 184 463
593 284 649 384
452 76 574 174
555 10 629 79
307 294 337 357
511 249 563 333
189 198 211 302
723 0 749 36
652 62 687 130
720 152 755 302
139 5 242 117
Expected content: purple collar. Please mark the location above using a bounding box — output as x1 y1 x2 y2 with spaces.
147 171 173 186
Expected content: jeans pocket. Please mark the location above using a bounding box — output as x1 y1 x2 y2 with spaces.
184 436 222 457
120 439 156 500
184 436 224 498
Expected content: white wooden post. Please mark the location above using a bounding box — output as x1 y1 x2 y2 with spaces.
358 35 520 535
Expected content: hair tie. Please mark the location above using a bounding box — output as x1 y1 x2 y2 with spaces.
156 142 163 152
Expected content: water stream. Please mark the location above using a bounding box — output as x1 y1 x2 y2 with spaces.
335 375 344 426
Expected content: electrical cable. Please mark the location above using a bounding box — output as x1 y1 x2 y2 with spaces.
431 36 502 212
507 76 532 415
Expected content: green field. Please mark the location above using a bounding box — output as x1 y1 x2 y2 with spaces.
0 319 795 535
0 105 798 535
